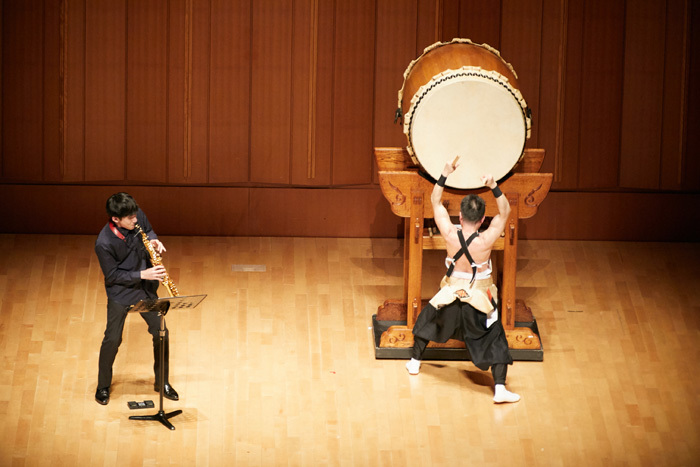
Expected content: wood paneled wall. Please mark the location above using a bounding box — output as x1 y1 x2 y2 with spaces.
1 0 699 239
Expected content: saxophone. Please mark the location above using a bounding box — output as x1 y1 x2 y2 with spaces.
135 223 180 297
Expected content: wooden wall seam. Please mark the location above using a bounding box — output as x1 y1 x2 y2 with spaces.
59 0 66 180
677 0 689 187
554 0 567 184
41 0 45 181
247 0 253 184
184 0 193 180
329 0 336 186
308 0 319 180
165 0 170 183
206 0 211 183
0 0 2 179
124 0 128 181
574 0 585 189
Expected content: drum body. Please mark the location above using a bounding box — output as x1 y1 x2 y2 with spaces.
399 39 531 189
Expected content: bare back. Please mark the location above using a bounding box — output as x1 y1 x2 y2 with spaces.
440 222 499 275
430 161 511 277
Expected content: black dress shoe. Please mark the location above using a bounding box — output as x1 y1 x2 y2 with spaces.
95 387 110 405
154 383 179 401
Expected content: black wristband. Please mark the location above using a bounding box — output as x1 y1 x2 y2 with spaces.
491 185 503 198
437 175 447 187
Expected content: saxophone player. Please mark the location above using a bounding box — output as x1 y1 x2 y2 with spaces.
93 192 179 405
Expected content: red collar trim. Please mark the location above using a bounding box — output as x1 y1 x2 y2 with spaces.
109 221 126 241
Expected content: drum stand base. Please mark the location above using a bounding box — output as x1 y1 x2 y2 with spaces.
371 299 543 362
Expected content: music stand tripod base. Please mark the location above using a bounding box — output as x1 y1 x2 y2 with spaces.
126 294 206 430
129 408 183 431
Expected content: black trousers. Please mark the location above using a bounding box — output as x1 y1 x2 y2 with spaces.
412 335 508 385
97 299 169 389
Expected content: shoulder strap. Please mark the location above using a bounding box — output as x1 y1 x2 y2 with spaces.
446 230 480 282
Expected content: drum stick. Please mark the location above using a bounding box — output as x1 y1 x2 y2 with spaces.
451 156 460 167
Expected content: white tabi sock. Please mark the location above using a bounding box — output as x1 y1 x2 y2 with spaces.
493 384 520 403
405 358 421 375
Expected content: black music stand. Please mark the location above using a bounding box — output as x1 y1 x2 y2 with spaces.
127 294 206 430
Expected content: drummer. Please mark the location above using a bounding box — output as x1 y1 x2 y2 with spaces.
406 157 520 403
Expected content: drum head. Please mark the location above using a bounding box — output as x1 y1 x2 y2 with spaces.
408 73 527 189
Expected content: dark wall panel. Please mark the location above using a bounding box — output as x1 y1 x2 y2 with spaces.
660 0 689 190
372 0 422 185
166 0 186 184
538 0 566 182
209 0 251 184
501 0 543 148
1 0 698 240
2 184 698 241
289 0 314 185
43 0 61 181
84 0 127 181
126 0 168 183
248 187 400 238
577 0 625 189
684 0 700 191
295 0 334 186
374 0 417 153
559 0 585 189
619 0 666 189
64 0 86 182
250 0 292 184
456 1 501 48
331 0 375 185
291 0 336 186
521 191 700 242
440 0 460 45
188 0 212 183
415 0 439 52
2 0 44 180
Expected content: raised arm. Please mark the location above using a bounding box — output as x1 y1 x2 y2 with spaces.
431 158 459 237
478 174 511 247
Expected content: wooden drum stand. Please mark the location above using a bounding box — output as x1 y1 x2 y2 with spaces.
372 148 552 361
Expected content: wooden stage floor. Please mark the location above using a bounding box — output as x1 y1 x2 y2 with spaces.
0 234 699 466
